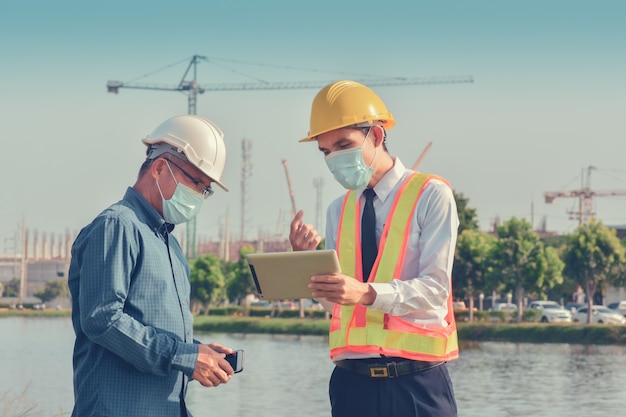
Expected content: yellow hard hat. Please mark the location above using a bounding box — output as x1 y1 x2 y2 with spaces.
299 80 396 142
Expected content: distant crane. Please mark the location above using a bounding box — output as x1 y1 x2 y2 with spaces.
412 141 433 171
313 177 325 234
240 138 253 242
281 159 298 218
107 55 474 257
544 165 626 226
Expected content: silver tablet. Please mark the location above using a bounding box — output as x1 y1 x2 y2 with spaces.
246 249 341 300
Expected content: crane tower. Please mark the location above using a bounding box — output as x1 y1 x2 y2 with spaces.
240 138 253 242
544 165 626 226
107 55 473 257
313 177 325 234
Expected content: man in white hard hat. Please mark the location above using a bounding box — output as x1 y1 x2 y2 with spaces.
69 115 234 417
290 81 459 417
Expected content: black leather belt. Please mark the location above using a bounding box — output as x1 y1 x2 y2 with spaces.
334 358 443 378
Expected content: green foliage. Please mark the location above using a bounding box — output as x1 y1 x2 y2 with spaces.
193 315 626 345
487 218 564 322
541 246 566 291
453 190 479 234
33 279 68 303
457 322 626 345
454 229 496 319
491 217 547 293
2 278 20 297
563 219 626 322
454 229 496 298
193 315 331 336
189 254 226 312
522 308 542 322
224 245 257 305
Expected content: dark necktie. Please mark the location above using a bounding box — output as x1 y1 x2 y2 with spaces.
361 188 378 281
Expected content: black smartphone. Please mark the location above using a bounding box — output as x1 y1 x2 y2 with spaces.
225 350 244 373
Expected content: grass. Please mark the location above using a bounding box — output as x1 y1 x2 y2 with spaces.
0 309 71 318
0 387 67 417
3 308 626 345
194 315 331 336
193 314 626 345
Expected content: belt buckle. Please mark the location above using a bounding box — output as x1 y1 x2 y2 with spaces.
369 362 397 378
369 366 388 378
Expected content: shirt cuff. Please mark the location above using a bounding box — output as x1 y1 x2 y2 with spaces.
367 282 393 311
171 340 199 377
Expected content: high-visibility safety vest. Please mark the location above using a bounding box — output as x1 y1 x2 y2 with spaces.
330 172 459 362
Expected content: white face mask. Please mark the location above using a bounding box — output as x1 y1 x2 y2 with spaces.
324 127 377 190
156 161 204 224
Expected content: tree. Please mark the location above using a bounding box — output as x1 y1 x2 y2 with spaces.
225 245 257 305
34 279 69 303
453 190 479 234
189 254 226 315
2 278 20 297
489 217 562 323
563 219 626 323
540 246 566 298
453 229 496 321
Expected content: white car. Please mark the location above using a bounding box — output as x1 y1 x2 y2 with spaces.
490 302 518 312
573 306 626 325
607 300 626 318
528 300 572 323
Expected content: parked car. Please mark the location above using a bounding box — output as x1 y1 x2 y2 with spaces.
564 302 585 314
490 302 518 312
274 301 297 310
607 300 626 317
250 300 270 308
528 300 572 323
452 300 468 310
573 306 626 325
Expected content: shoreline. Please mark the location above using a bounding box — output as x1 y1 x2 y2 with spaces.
2 310 625 345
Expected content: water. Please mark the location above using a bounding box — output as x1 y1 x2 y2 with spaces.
1 317 625 417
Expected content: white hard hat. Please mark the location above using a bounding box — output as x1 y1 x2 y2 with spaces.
142 115 228 191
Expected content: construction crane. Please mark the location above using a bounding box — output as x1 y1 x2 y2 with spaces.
107 55 474 102
544 165 626 226
281 159 298 218
107 55 474 257
411 141 433 171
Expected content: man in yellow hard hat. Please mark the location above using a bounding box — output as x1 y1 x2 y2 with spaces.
290 81 459 417
69 115 237 417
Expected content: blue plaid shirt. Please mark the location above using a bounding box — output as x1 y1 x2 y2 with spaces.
69 187 198 417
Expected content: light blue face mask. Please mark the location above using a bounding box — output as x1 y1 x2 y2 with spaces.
156 161 204 224
324 128 377 190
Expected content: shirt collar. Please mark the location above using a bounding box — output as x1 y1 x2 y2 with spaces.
360 157 406 203
124 187 174 236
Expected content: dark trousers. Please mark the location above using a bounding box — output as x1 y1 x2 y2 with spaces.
329 362 457 417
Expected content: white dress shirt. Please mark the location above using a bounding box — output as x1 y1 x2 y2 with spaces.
324 157 459 336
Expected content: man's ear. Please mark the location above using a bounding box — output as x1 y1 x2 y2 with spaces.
150 158 166 179
371 125 386 147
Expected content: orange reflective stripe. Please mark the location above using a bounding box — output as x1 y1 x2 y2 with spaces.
329 173 458 361
353 173 427 332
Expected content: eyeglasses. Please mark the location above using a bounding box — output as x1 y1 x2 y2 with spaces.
163 158 214 199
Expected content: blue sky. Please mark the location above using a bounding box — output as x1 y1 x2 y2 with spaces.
1 0 626 250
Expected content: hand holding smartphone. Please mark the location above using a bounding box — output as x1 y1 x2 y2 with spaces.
225 349 244 373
